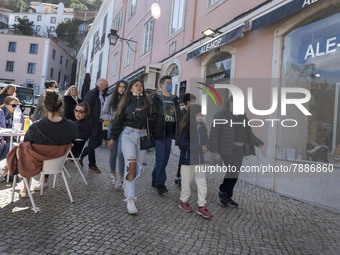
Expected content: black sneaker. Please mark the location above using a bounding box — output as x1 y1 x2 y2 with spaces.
175 177 182 188
226 198 239 208
218 191 228 207
157 185 168 195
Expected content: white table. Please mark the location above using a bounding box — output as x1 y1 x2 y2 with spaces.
0 128 25 182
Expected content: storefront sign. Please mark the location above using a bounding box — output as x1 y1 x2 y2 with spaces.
304 36 340 60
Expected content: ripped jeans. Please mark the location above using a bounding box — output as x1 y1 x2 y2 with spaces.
121 127 147 199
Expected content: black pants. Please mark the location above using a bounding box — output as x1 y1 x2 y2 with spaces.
219 145 244 198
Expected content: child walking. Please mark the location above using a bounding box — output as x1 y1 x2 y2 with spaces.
177 104 212 219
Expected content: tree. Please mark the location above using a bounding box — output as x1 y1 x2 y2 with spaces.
56 19 82 49
0 0 28 12
13 17 34 35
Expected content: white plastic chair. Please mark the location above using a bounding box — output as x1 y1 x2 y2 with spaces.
63 139 88 185
11 147 73 213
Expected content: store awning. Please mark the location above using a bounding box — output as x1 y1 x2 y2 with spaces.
186 0 320 61
186 25 244 61
251 0 319 31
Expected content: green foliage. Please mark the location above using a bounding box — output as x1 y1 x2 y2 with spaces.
0 0 28 12
1 0 103 11
56 19 82 48
13 17 34 36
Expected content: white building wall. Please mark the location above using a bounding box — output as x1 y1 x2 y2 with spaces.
76 0 115 90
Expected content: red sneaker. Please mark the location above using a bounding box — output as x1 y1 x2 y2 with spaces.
179 202 193 213
196 206 213 219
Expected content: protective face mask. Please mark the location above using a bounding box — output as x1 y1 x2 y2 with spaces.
165 84 173 92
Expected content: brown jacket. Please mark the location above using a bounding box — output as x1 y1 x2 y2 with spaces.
6 142 72 178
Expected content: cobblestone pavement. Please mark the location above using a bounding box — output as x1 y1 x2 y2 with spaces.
1 145 340 255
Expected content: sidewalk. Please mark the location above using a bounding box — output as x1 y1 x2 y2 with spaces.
0 145 339 255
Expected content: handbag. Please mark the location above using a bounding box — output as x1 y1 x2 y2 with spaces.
140 117 155 150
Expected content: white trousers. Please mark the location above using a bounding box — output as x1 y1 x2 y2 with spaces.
180 165 207 207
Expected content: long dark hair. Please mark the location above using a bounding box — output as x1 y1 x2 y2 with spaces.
177 104 201 142
109 80 128 112
116 79 152 118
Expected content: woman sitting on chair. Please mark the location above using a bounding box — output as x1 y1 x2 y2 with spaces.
72 102 92 161
0 96 24 161
20 90 78 197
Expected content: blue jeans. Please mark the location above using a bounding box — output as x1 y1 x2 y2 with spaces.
0 142 10 161
110 134 124 176
121 127 146 199
152 135 173 187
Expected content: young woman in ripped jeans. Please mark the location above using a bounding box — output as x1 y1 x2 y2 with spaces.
108 79 156 215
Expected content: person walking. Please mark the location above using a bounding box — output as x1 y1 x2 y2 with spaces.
101 79 127 188
82 78 108 173
175 93 196 188
209 96 263 208
108 79 156 214
150 75 181 195
177 104 212 219
63 85 82 121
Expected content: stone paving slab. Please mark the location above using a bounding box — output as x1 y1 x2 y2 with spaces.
0 145 339 255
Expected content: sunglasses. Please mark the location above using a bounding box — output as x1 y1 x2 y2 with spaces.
10 104 18 108
74 109 85 114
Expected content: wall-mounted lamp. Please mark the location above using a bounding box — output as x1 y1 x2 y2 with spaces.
107 29 137 51
202 28 219 37
151 3 161 19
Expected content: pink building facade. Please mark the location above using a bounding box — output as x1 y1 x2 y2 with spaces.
0 34 74 94
76 0 340 210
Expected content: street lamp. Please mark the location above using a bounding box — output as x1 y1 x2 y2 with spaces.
107 29 137 51
202 28 219 37
151 3 161 19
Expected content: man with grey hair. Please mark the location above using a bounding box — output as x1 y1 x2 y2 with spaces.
82 78 108 173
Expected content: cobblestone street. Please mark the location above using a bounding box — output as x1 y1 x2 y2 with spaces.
1 145 340 255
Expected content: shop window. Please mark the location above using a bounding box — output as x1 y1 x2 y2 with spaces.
206 52 231 84
280 12 340 164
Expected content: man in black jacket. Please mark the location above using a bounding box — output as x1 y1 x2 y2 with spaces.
209 96 263 208
150 75 182 195
82 78 108 173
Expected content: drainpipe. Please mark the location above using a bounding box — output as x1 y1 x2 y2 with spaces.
191 0 198 42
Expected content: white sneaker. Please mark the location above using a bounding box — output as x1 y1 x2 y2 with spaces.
19 190 29 198
126 198 138 215
110 176 115 185
114 176 122 189
34 182 49 191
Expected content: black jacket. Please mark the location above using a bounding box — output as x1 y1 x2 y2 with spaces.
149 91 182 139
108 95 156 141
209 107 263 157
179 122 209 165
83 86 107 135
72 118 92 157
